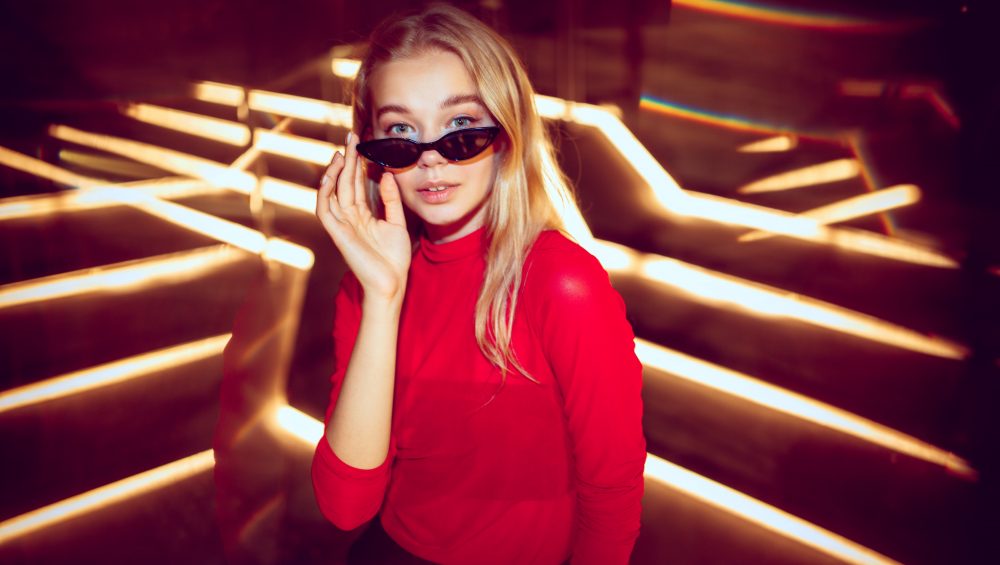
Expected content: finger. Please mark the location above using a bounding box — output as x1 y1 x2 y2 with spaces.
353 142 368 208
317 152 345 220
379 172 407 228
353 144 372 217
337 131 357 210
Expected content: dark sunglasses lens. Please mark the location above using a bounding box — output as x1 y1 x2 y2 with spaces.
358 139 419 168
357 127 498 168
437 129 496 161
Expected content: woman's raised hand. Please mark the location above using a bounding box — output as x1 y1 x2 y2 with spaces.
317 132 412 302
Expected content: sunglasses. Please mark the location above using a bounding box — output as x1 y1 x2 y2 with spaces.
356 126 500 168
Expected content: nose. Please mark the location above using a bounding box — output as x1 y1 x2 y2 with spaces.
416 147 447 168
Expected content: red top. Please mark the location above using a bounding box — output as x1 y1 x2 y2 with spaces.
312 227 646 565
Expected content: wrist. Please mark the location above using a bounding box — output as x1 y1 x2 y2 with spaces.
362 286 406 312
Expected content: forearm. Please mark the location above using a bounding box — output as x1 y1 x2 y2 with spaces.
325 292 403 469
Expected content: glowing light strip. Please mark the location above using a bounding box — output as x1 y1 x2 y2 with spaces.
254 129 342 166
738 158 861 194
591 239 967 359
275 405 324 444
192 81 245 106
0 178 211 220
0 450 214 544
839 81 959 129
274 406 901 564
248 91 353 126
902 85 959 129
58 149 167 179
535 96 688 209
636 339 974 478
740 184 921 242
258 177 318 213
0 334 230 413
643 453 900 565
193 80 352 127
49 125 257 192
737 135 797 153
0 143 310 270
331 58 361 79
123 103 251 146
672 0 920 33
123 189 314 270
0 145 102 188
685 191 956 268
0 245 244 308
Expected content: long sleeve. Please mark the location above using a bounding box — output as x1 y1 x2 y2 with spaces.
311 271 395 530
524 240 647 565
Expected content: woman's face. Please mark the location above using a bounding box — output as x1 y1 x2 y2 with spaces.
368 49 500 243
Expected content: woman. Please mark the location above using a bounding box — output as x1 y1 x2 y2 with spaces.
312 5 646 564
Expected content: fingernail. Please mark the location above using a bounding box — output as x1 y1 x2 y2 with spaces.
345 131 353 145
321 174 332 186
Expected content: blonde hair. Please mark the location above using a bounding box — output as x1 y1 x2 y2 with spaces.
352 4 577 381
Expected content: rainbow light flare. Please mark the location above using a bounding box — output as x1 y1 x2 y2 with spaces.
673 0 924 33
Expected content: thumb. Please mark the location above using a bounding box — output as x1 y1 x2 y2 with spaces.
379 172 406 227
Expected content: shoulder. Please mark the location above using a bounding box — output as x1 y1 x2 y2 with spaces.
522 230 614 307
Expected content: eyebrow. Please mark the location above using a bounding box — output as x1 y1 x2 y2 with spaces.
374 94 485 121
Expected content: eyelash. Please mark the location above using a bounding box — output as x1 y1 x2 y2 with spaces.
384 116 479 137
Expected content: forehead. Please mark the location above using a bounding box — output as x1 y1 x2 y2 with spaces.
369 50 479 115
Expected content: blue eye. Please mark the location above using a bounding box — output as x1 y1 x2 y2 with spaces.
450 116 476 128
387 123 413 136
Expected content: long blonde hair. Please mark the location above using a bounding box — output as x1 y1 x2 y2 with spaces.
352 4 577 381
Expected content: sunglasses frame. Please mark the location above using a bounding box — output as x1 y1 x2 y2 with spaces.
356 126 501 168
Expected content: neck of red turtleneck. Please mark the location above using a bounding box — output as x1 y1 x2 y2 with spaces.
418 226 488 264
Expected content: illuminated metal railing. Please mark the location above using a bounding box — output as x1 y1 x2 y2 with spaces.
588 239 968 360
635 339 973 478
0 246 244 309
0 450 215 544
0 334 231 414
738 158 861 194
644 454 901 565
739 184 922 242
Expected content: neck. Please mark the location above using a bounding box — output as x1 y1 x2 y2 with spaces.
424 201 488 244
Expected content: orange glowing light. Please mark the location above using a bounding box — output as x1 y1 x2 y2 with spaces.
258 177 320 213
636 339 974 478
123 103 251 146
120 189 314 270
331 58 361 79
275 405 324 444
0 334 230 413
643 453 902 565
247 91 353 127
738 158 861 194
192 81 245 106
0 144 101 189
49 125 257 192
737 135 798 153
0 245 245 309
58 149 166 179
253 129 341 166
740 184 921 242
592 239 967 359
0 450 214 543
